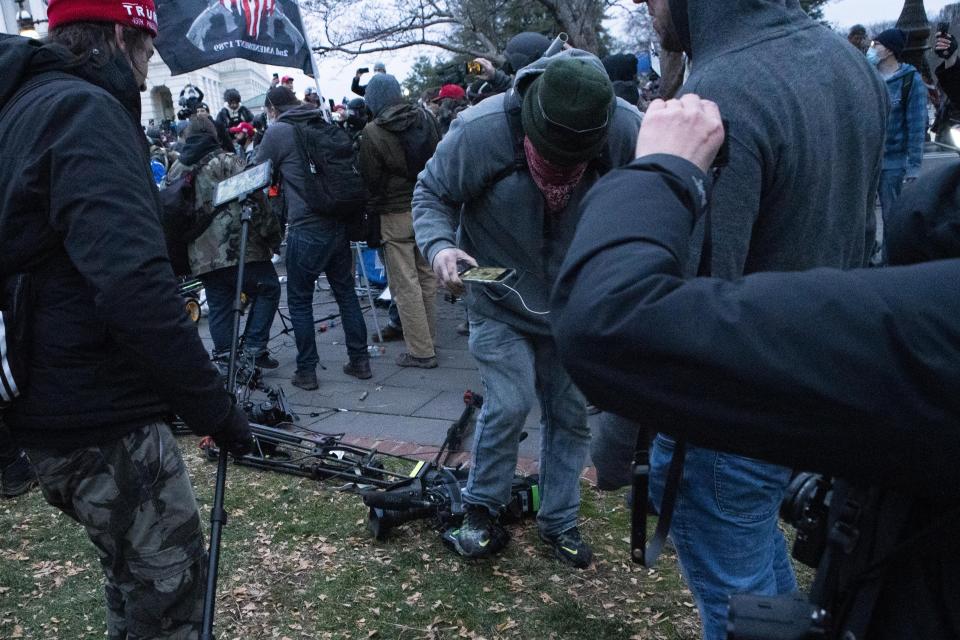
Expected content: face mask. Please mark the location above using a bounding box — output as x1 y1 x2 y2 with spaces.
866 48 881 66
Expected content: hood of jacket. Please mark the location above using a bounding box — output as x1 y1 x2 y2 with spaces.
0 34 143 120
372 102 421 133
885 62 919 84
179 131 223 166
512 48 609 99
277 102 326 127
668 0 810 64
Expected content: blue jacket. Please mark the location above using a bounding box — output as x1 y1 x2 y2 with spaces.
882 63 927 177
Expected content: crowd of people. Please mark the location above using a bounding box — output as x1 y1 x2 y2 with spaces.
1 0 959 638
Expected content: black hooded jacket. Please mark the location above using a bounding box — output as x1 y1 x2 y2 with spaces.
0 35 242 448
552 156 960 638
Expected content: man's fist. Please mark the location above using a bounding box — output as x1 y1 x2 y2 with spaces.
432 248 477 296
635 94 725 174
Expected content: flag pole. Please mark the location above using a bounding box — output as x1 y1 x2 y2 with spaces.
296 0 332 121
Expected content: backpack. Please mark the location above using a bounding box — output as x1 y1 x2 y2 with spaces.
395 108 440 181
158 153 219 276
292 120 368 221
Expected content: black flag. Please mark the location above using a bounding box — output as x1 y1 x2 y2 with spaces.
155 0 312 75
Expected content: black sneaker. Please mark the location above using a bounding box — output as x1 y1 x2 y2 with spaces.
343 359 372 380
442 504 509 558
253 352 280 369
540 526 593 568
1 451 38 499
291 369 318 391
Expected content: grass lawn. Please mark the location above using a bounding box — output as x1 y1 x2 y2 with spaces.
0 436 704 639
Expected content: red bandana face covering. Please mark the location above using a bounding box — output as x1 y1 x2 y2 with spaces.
523 136 589 214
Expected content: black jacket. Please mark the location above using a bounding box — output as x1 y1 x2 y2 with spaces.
215 104 254 131
551 155 960 638
0 35 242 448
936 58 960 107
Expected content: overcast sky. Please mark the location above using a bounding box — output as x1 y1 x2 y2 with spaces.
824 0 953 27
276 0 960 106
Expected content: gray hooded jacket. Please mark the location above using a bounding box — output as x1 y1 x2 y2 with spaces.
673 0 888 276
412 49 642 335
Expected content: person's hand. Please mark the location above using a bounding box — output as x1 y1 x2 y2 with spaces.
432 248 477 296
474 58 496 81
935 34 958 60
635 94 725 174
212 406 254 457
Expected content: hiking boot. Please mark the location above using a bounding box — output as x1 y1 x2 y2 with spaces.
372 324 404 343
1 451 38 499
540 526 593 569
442 504 509 558
252 352 280 369
343 359 373 380
291 369 318 391
396 352 438 369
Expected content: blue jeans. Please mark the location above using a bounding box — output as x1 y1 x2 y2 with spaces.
285 222 368 371
878 169 906 263
650 434 796 640
199 261 281 356
464 314 590 536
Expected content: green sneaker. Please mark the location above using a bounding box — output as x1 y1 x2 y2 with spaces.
540 526 593 568
442 504 509 558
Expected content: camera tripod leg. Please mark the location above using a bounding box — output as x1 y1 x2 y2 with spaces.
200 205 252 640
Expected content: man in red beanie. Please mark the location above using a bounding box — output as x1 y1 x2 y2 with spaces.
0 2 253 638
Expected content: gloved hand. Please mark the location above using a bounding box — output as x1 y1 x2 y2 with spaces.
212 405 254 457
935 33 958 59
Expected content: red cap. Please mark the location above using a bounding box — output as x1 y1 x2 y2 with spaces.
281 76 294 83
47 0 158 37
229 122 255 136
435 84 466 102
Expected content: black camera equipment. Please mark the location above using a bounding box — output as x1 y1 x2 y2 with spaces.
363 466 539 541
357 67 369 75
359 391 540 542
201 390 484 491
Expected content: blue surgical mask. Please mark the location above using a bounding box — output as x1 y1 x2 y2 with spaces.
866 48 880 66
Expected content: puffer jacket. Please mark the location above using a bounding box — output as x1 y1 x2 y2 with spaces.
0 34 242 448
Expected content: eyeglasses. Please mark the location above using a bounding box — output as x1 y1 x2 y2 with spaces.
537 91 609 134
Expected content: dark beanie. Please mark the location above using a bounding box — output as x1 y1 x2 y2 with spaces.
876 28 907 59
365 73 403 117
521 57 615 166
602 53 639 82
266 86 299 111
504 32 552 75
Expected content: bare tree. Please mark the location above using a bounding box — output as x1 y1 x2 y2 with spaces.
304 0 619 61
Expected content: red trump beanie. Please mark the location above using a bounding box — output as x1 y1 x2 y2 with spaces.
47 0 158 37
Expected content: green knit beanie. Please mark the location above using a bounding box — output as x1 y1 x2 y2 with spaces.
521 57 615 166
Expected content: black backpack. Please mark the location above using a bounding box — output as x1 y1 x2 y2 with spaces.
395 108 440 181
292 120 368 221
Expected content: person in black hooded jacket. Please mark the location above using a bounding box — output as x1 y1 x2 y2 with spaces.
606 3 887 636
0 2 251 635
553 94 960 640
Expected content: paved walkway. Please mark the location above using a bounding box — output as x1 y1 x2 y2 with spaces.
195 266 598 482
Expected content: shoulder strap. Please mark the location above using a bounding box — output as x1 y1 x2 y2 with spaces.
483 92 529 189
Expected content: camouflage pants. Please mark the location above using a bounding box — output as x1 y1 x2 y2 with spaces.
25 421 205 639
